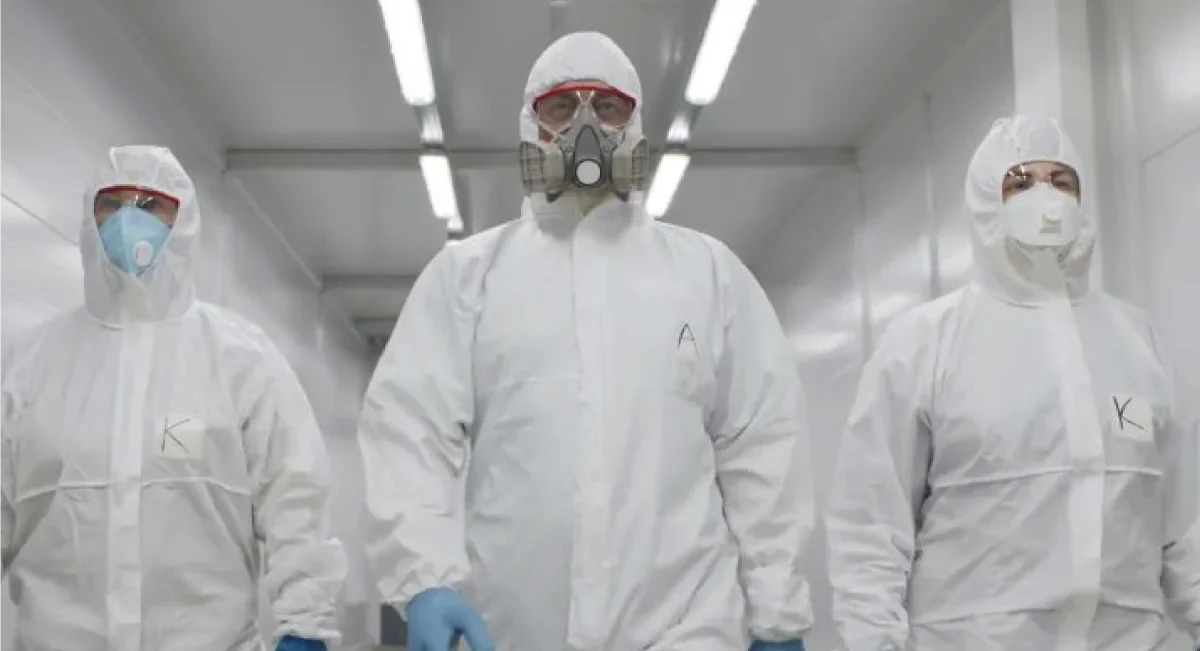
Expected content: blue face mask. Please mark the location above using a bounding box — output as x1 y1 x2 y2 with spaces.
98 205 171 276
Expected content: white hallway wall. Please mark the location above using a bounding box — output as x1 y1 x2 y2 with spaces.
1093 2 1200 639
754 5 1015 650
0 0 378 648
1093 0 1200 410
757 0 1199 649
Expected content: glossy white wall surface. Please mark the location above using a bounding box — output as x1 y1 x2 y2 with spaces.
1094 0 1200 401
0 0 377 647
1092 6 1200 642
754 6 1014 650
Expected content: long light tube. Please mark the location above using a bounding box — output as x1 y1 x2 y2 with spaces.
645 151 691 218
667 113 692 143
418 152 459 220
684 0 757 105
378 0 436 106
419 107 444 144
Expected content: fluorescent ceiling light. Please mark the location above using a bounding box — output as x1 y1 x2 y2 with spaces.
446 215 464 234
418 152 459 220
645 151 691 218
685 0 757 105
419 108 444 144
667 113 691 143
378 0 436 105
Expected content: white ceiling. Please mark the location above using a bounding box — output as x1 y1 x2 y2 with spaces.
116 0 1001 339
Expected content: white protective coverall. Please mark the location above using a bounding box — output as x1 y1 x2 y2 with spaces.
825 115 1200 651
358 32 815 651
0 146 346 651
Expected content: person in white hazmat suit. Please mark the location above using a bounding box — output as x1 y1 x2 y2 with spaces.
358 31 814 651
0 146 345 651
825 115 1200 651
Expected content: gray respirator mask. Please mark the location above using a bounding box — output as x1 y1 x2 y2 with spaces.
518 105 650 202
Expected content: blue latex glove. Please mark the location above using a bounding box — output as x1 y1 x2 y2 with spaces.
406 586 495 651
275 636 326 651
749 641 805 651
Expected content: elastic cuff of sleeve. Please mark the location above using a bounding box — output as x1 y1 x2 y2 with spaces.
743 570 813 641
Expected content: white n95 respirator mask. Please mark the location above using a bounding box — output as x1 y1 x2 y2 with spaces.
519 86 650 202
1000 183 1083 247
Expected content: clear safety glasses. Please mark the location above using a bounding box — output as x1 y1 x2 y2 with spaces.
533 82 636 133
94 185 181 225
1002 161 1081 199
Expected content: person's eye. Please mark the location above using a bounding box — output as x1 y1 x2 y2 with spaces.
1051 173 1079 190
140 198 161 211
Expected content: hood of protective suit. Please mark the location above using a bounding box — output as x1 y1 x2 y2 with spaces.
964 115 1096 303
81 145 200 324
519 31 646 219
